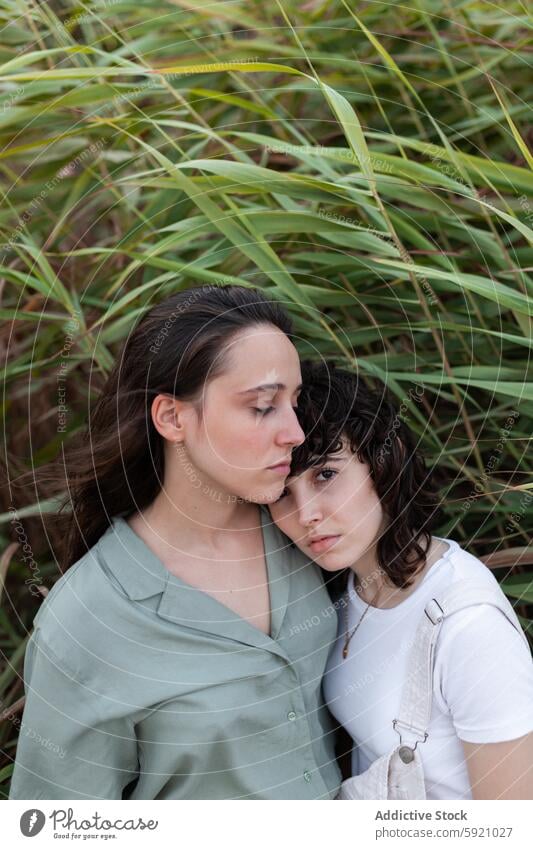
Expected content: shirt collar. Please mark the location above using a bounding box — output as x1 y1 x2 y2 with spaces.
95 504 293 658
96 515 170 600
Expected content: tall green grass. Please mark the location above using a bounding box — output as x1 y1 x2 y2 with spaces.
1 0 532 797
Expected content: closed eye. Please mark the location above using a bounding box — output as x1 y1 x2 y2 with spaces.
253 406 299 416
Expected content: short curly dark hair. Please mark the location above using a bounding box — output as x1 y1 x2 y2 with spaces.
289 359 443 591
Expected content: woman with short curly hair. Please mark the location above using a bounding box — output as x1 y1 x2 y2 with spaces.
269 359 533 800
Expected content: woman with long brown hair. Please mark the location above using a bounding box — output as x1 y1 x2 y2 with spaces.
9 285 342 800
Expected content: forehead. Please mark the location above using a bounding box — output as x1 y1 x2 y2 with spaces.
218 326 302 391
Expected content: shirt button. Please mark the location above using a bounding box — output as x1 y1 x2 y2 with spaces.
287 711 297 721
303 770 312 783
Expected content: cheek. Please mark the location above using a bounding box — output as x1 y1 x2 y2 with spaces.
268 503 285 525
203 408 251 452
203 410 265 461
365 479 384 521
269 505 294 537
351 490 383 534
339 474 383 527
236 426 272 466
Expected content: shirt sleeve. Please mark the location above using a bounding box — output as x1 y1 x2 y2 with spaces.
433 603 533 744
9 628 140 800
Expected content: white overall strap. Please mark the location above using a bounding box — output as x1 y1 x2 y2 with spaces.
393 580 529 747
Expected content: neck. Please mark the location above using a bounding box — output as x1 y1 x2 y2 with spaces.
351 556 418 608
347 541 388 604
139 489 259 543
350 537 437 609
129 443 262 554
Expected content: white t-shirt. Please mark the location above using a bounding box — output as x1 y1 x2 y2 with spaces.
323 537 533 799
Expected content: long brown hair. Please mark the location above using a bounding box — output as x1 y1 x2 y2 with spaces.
23 285 293 571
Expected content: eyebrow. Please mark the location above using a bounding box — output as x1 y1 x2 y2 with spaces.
285 454 347 479
237 383 303 395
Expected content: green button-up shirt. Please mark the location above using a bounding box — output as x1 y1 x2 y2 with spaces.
9 505 341 799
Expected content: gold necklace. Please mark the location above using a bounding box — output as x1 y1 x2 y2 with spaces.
342 576 382 659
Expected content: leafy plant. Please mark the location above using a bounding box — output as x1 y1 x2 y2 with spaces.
1 0 531 799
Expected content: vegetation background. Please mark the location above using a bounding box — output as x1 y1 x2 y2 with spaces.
0 0 532 798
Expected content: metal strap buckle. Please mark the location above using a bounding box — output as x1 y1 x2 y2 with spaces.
392 718 428 751
425 598 444 625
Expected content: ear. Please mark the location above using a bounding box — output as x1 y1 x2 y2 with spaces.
150 394 193 443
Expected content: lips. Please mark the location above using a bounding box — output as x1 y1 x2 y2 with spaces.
308 535 341 553
267 459 291 472
268 463 291 476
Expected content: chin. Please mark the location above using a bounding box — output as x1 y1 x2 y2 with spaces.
308 544 355 570
312 556 346 572
248 488 284 505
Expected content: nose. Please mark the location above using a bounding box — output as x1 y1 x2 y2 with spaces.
293 491 322 527
276 405 305 448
